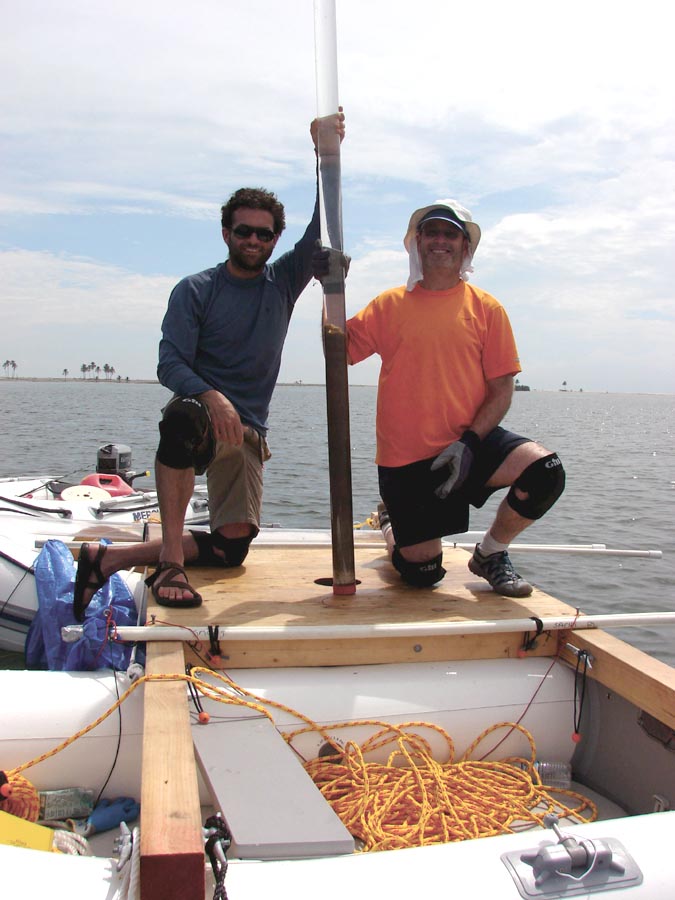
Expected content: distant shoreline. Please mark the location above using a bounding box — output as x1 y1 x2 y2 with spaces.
1 377 672 395
1 377 330 386
1 376 160 384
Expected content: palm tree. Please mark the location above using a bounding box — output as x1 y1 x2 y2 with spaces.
10 360 17 378
2 360 9 377
62 368 69 380
81 363 88 379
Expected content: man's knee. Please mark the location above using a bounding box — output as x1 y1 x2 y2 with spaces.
156 397 214 473
189 529 254 568
392 545 446 587
506 452 565 519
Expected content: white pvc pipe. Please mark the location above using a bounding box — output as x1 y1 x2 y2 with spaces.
46 538 662 559
62 612 675 645
314 0 339 116
453 544 662 558
313 0 344 254
248 540 662 559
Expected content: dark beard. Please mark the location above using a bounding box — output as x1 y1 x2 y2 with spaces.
227 243 274 274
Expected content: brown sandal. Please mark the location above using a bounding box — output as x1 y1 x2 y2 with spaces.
74 543 109 622
145 562 202 608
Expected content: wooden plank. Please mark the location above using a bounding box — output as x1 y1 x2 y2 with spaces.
140 641 204 900
140 539 663 638
193 712 354 859
163 545 574 626
140 544 575 668
184 630 556 669
560 630 675 731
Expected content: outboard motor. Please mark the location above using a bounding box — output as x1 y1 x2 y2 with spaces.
96 443 143 486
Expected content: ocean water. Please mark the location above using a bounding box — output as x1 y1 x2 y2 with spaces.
1 379 673 666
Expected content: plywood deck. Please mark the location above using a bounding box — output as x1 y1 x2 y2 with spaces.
144 542 575 668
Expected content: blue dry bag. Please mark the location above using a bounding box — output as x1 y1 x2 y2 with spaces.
26 539 141 671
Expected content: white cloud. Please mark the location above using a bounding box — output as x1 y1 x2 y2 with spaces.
1 250 171 323
1 0 674 391
0 250 172 378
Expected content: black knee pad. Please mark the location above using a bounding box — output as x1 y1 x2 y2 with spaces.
506 452 565 519
156 397 215 475
189 529 253 568
392 546 446 587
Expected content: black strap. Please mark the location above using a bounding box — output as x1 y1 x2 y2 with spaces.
574 650 590 736
522 616 544 652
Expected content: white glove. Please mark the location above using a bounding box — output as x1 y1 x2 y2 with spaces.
430 430 480 499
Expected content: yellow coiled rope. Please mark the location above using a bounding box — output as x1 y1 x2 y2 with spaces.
1 667 596 852
296 720 596 851
1 774 41 822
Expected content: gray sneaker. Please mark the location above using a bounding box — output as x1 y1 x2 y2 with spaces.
468 545 533 598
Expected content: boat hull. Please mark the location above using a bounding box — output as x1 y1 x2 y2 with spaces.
0 475 209 527
1 660 674 898
2 530 674 899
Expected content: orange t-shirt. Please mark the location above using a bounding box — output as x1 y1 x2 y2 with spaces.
347 281 522 467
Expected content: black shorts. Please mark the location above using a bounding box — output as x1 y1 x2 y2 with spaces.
378 427 530 547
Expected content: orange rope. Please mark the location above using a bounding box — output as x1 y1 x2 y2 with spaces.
4 669 271 783
299 721 597 851
1 667 597 853
1 668 272 821
1 774 41 822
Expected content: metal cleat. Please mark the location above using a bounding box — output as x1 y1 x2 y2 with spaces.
501 813 643 896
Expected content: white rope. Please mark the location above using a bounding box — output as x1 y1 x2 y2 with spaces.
117 826 141 900
52 829 92 855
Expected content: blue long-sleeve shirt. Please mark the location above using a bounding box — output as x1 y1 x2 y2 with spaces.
157 197 319 436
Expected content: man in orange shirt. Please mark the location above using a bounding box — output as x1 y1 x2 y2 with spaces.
343 200 565 596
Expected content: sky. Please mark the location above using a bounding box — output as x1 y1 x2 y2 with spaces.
1 0 674 393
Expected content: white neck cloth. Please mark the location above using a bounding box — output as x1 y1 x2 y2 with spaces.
406 243 475 292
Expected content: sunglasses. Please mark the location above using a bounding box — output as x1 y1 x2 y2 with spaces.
231 224 276 243
418 223 467 239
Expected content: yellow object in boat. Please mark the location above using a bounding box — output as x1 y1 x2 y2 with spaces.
0 810 54 852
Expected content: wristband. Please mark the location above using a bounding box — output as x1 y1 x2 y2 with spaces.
460 430 481 453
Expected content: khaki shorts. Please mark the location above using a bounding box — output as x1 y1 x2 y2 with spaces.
206 427 271 532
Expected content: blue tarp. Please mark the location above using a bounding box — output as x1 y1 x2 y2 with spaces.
26 539 142 671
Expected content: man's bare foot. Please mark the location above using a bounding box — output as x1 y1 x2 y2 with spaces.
145 562 202 608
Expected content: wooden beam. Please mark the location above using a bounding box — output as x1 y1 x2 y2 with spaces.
184 630 558 670
140 641 204 900
560 629 675 731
